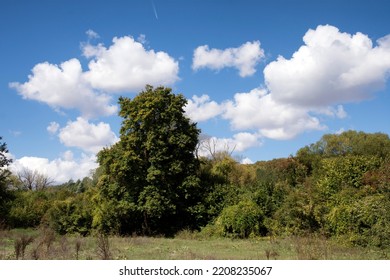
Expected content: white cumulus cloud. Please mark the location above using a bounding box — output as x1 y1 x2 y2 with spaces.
9 58 117 118
58 117 118 154
223 88 324 140
184 94 225 122
83 36 179 92
241 157 254 164
11 35 180 118
192 41 264 77
264 25 390 107
10 151 98 184
200 25 390 142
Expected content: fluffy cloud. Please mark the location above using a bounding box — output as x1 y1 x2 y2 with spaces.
192 41 264 77
58 117 118 154
11 35 179 118
10 151 97 184
223 88 324 140
241 157 254 164
185 94 225 122
86 29 100 39
83 36 179 92
316 105 347 119
10 59 117 118
264 25 390 107
47 121 60 135
231 132 262 151
200 25 390 142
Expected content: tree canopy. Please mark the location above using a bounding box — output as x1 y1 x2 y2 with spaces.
95 86 201 235
297 130 390 159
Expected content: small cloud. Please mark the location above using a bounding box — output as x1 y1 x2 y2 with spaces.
335 105 347 119
47 121 60 135
9 130 22 137
241 157 254 164
335 128 345 135
192 41 265 77
315 105 348 119
137 34 147 45
86 29 100 40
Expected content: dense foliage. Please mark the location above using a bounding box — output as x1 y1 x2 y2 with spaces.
2 91 390 248
0 137 13 226
95 86 201 235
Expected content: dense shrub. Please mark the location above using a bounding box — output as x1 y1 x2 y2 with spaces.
47 194 93 235
271 186 319 236
326 194 390 247
213 200 264 238
8 191 50 228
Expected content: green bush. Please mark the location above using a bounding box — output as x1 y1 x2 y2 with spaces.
47 194 93 235
326 194 390 247
271 186 319 236
8 191 50 228
214 199 264 238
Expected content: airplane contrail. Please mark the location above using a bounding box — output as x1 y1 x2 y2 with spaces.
152 1 158 20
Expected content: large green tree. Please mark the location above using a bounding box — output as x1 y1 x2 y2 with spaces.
95 86 201 235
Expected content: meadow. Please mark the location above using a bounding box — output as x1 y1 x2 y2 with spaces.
1 228 389 260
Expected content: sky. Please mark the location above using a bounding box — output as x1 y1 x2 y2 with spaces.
1 0 390 183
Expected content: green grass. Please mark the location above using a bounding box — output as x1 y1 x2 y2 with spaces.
0 228 389 260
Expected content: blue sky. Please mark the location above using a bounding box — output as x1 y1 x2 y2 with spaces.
1 0 390 182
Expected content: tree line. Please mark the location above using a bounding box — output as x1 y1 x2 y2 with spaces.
1 86 390 247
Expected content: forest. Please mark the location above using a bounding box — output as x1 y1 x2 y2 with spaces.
1 86 390 257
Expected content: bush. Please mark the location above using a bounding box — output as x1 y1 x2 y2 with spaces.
8 191 50 228
271 186 319 236
326 194 390 247
47 194 93 235
213 200 264 238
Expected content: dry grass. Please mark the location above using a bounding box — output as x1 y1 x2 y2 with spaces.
291 235 332 260
0 228 389 260
96 233 111 260
14 234 34 260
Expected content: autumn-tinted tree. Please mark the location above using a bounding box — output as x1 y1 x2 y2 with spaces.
96 86 201 235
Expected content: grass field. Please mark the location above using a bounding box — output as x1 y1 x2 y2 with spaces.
1 228 389 260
